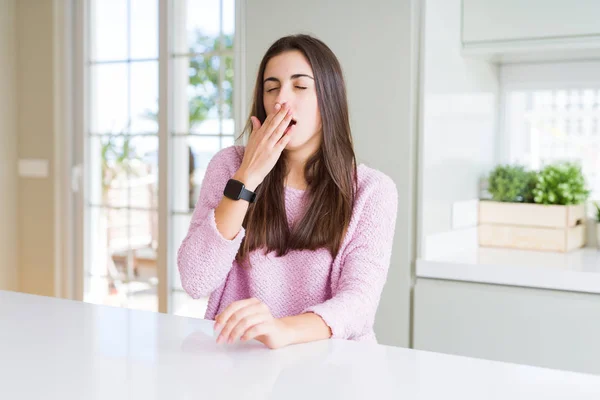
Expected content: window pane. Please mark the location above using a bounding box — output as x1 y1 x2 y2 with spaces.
88 207 126 278
90 62 158 134
89 136 127 208
90 0 127 61
173 0 221 55
172 136 221 213
172 55 220 134
129 209 158 266
222 0 235 36
221 135 235 148
131 61 159 133
129 136 159 209
507 88 600 199
89 136 158 208
130 0 159 60
86 0 237 317
90 63 128 133
86 207 158 312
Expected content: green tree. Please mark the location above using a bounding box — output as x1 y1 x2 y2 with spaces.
144 31 235 130
139 31 235 209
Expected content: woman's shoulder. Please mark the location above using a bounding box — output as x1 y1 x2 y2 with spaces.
355 163 398 201
339 163 398 250
207 145 246 173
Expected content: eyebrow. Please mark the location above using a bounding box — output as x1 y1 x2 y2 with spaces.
263 74 314 84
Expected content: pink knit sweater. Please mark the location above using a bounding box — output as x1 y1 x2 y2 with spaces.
177 146 398 343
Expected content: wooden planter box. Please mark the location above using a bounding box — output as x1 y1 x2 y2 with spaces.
478 201 586 252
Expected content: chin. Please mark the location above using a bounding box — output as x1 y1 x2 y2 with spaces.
285 130 318 150
283 136 303 150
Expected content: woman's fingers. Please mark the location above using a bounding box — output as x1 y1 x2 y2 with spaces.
264 103 292 140
215 298 271 344
214 297 260 330
227 312 270 344
216 304 262 344
241 322 271 342
250 116 261 133
239 103 293 186
275 120 294 151
248 103 288 141
269 109 294 146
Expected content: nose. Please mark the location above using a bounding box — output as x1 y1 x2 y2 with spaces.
274 86 293 112
274 101 287 113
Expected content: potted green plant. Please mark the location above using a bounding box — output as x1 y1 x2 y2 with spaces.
479 162 590 252
532 162 590 206
486 164 537 203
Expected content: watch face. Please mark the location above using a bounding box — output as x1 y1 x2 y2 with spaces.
224 179 244 200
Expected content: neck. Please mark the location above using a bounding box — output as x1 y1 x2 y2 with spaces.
283 150 307 189
283 133 322 190
283 146 317 190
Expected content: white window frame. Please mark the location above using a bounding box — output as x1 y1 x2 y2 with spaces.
53 0 77 300
66 0 246 313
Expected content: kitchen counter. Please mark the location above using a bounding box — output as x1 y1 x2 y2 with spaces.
1 290 600 399
417 245 600 294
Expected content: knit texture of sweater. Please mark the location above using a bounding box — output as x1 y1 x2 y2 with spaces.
177 146 398 342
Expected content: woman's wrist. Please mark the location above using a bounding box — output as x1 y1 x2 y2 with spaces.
275 318 297 347
232 169 260 192
278 313 332 346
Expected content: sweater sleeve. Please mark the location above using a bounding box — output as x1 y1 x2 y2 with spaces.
302 174 398 340
177 146 246 299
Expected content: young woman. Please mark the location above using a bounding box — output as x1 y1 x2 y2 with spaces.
178 34 398 349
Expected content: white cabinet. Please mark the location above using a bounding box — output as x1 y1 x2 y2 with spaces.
461 0 600 61
413 278 600 375
462 0 600 43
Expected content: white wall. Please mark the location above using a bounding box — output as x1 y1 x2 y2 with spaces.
0 0 19 291
244 0 421 347
418 0 499 257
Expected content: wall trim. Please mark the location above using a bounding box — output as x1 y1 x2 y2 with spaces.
53 0 75 300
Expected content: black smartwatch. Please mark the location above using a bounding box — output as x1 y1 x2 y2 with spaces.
223 179 256 203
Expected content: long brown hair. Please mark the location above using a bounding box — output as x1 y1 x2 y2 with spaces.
235 34 357 263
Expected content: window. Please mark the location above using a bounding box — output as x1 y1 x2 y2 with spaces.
170 0 236 317
501 62 600 204
81 0 238 316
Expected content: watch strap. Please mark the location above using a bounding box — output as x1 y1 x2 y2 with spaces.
239 186 256 203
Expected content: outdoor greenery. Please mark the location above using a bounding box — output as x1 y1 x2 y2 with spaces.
143 32 234 131
104 32 234 200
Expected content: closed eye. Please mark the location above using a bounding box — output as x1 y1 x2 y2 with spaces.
266 86 308 93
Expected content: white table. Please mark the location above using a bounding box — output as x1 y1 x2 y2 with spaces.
1 290 600 399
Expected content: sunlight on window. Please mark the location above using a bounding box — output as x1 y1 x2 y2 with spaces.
506 89 600 200
85 0 236 316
